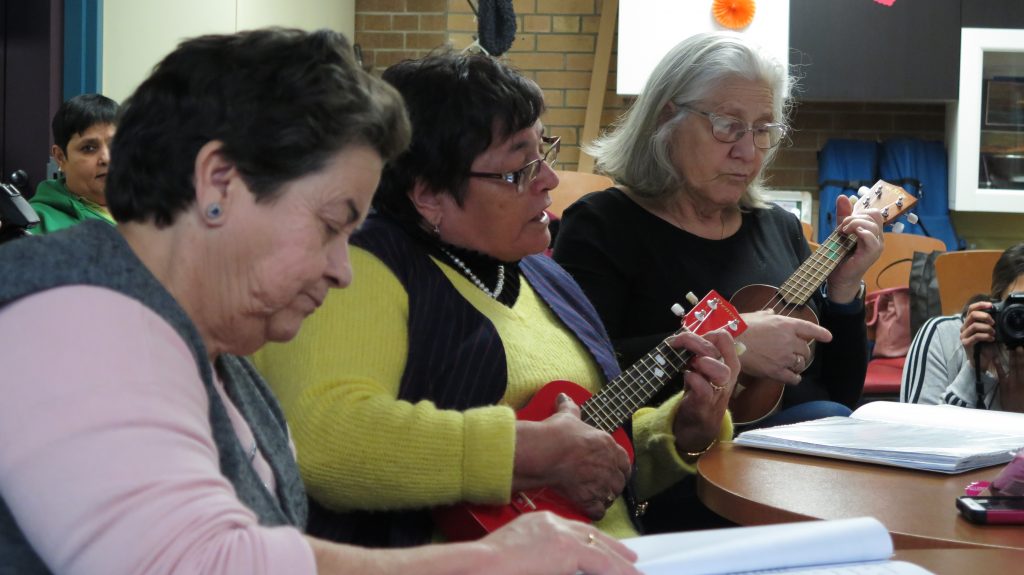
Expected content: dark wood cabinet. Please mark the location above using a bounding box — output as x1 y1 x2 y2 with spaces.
789 0 961 101
962 0 1024 29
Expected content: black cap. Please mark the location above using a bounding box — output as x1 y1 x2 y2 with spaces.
477 0 517 57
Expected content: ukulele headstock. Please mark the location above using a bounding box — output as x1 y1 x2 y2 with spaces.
852 180 918 226
674 290 747 338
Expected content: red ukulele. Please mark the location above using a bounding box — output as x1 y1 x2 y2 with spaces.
727 180 919 425
435 290 747 541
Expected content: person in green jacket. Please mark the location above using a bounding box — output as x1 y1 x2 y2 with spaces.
30 93 119 234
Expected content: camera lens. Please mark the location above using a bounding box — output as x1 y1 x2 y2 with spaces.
1000 304 1024 347
1006 307 1024 334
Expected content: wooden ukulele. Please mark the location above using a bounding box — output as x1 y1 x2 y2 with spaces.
434 290 746 541
727 180 918 425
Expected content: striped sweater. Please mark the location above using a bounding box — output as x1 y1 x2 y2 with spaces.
901 313 1001 408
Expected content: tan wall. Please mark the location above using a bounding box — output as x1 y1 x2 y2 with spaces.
104 0 355 103
353 0 1023 249
355 0 623 170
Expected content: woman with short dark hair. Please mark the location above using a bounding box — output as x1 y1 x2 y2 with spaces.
254 51 740 547
30 93 119 234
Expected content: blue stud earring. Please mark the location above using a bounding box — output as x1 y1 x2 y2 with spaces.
205 203 222 219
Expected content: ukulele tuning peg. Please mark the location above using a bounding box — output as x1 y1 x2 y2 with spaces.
892 222 905 233
857 186 871 197
707 298 719 309
694 310 707 321
881 207 890 218
727 319 739 332
670 303 685 317
907 212 919 225
685 292 699 306
734 341 747 356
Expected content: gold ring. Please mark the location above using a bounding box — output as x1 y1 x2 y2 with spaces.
709 380 726 392
587 532 597 546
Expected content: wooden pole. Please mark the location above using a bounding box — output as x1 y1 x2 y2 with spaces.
577 0 617 174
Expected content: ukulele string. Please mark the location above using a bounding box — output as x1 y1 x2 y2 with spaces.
588 303 718 430
755 232 847 318
752 197 897 319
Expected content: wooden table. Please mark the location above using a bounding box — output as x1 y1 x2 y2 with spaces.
697 442 1024 550
894 549 1024 573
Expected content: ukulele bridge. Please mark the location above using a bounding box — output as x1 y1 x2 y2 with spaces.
511 491 538 513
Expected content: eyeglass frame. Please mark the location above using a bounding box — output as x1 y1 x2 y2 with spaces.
467 135 560 192
679 105 790 150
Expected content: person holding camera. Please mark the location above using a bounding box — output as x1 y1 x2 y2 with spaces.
901 242 1024 410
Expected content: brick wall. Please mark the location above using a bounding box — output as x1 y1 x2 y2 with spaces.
354 0 448 73
767 102 946 193
355 1 945 179
353 2 1022 249
448 0 627 169
356 0 626 170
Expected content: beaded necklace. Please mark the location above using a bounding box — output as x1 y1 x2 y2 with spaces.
439 247 506 299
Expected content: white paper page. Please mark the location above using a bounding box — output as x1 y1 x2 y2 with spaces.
622 517 892 575
734 416 1023 472
852 401 1024 435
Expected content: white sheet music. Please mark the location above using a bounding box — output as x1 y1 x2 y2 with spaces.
621 518 935 575
734 403 1024 473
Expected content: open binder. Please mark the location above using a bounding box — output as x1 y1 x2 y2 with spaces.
623 517 932 574
734 402 1024 473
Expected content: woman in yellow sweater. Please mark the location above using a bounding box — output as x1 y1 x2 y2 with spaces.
253 52 740 547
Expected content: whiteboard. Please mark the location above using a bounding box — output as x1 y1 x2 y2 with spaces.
618 1 790 95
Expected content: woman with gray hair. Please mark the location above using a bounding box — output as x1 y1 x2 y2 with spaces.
554 31 883 433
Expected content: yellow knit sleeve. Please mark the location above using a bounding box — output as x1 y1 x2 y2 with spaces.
252 247 517 511
630 391 734 502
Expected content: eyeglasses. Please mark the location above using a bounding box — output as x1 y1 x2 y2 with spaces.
681 105 789 150
468 136 560 193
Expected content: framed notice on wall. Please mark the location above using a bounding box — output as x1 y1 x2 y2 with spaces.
982 78 1024 129
763 190 813 224
617 1 791 96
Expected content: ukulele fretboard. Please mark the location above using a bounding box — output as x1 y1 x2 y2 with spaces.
581 341 692 433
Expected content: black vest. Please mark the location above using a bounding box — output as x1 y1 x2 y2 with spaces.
0 222 308 574
306 215 626 547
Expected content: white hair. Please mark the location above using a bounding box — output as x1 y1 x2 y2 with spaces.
587 31 794 209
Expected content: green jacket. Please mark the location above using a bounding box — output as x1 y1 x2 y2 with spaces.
29 177 114 235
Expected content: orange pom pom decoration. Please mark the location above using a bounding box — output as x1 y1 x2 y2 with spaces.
713 0 756 30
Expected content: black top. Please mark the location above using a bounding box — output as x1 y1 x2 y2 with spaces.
552 187 867 409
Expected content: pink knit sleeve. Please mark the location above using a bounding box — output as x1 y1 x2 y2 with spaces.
0 286 315 575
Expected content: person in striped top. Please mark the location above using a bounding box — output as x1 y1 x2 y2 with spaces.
901 243 1024 410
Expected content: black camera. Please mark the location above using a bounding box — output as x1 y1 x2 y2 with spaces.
0 171 39 243
0 182 40 243
988 292 1024 349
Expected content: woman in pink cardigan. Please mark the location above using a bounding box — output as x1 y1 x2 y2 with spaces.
0 28 639 575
